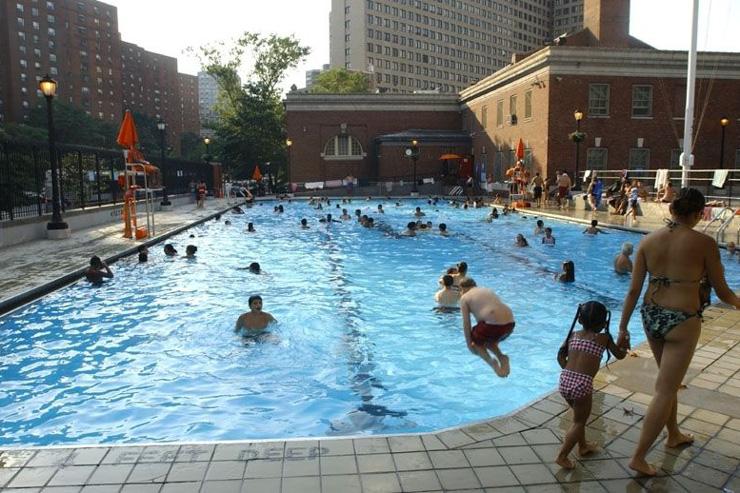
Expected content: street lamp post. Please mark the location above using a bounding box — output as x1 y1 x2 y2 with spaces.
39 74 70 239
573 109 584 191
204 137 211 166
404 139 420 194
720 117 730 204
286 139 293 189
157 119 171 207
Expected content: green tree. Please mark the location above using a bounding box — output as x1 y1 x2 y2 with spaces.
310 68 370 94
26 100 119 148
189 32 310 179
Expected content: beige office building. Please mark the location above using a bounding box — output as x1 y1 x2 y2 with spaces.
330 0 584 94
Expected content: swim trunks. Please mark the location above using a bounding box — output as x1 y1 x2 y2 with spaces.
471 321 515 345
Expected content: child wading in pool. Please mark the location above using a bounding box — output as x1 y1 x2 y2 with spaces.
555 301 627 469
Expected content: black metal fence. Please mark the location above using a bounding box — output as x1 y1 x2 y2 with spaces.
0 141 214 221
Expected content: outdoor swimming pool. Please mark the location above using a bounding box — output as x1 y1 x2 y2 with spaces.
2 199 738 447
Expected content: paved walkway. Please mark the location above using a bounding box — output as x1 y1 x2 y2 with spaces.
0 198 233 310
1 200 738 492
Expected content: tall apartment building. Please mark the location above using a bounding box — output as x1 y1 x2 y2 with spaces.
0 0 200 152
178 73 199 135
552 0 584 37
329 0 584 94
0 0 122 124
198 70 219 137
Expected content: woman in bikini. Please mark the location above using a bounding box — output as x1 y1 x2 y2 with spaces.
618 188 740 476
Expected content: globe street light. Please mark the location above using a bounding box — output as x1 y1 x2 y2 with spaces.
39 74 70 238
720 117 730 204
157 119 171 207
204 137 211 166
286 138 293 187
404 139 420 193
573 109 584 190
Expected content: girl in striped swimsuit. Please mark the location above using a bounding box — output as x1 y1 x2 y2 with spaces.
555 301 627 470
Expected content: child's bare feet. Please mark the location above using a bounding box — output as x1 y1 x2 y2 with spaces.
628 458 656 476
666 432 694 448
556 455 575 470
491 354 510 377
578 441 600 457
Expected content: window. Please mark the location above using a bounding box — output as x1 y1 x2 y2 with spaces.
586 148 608 170
481 105 487 129
323 135 364 160
588 84 610 116
629 149 650 170
524 90 532 119
496 100 503 127
509 94 517 116
632 85 653 117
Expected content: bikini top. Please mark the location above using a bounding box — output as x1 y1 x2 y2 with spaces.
568 337 605 358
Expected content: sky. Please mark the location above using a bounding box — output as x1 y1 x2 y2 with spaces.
106 0 740 94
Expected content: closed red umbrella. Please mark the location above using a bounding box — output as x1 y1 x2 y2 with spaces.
252 165 263 181
515 138 525 161
116 110 139 162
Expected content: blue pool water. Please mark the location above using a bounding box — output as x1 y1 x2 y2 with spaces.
2 200 738 447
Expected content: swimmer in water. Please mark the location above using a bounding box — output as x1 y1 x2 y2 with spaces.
85 255 113 285
235 295 276 332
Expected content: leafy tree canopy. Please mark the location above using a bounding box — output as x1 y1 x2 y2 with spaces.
189 32 310 180
310 68 370 94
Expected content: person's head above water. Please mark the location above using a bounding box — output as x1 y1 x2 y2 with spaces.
457 261 468 275
247 222 255 231
545 227 553 235
415 207 421 212
249 262 261 274
441 274 454 288
670 187 705 220
186 245 197 256
459 277 477 292
164 244 177 255
300 218 308 226
621 242 634 255
562 260 575 281
90 255 103 268
407 221 417 230
536 219 544 227
439 223 447 231
248 294 263 310
591 219 598 227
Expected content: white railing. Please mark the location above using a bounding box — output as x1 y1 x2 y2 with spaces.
579 168 738 206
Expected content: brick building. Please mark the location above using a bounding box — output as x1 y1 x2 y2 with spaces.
178 73 200 136
0 0 122 124
285 94 468 184
290 0 740 185
0 0 200 154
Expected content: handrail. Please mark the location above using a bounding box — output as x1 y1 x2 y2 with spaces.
716 209 735 243
702 206 734 233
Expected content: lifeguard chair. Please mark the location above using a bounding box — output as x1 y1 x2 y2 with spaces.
121 152 160 239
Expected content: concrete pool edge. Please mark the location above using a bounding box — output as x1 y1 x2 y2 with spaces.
0 202 243 317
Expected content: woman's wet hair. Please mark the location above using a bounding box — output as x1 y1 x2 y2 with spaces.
457 261 468 274
671 187 705 217
562 260 575 281
621 242 633 255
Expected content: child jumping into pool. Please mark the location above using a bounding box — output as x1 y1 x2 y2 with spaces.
555 301 627 470
459 278 514 377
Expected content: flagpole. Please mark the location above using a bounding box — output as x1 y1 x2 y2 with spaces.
680 0 699 189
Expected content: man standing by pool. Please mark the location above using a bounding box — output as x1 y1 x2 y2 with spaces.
235 295 276 332
459 278 514 377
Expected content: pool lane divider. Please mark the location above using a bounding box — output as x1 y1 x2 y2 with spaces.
0 202 245 317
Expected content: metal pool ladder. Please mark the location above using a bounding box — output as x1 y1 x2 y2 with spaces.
702 207 735 243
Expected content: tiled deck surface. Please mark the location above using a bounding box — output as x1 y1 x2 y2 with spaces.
1 201 739 492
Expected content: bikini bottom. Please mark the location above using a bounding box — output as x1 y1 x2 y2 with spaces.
640 304 701 340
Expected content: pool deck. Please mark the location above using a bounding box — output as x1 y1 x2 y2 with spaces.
1 200 739 492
